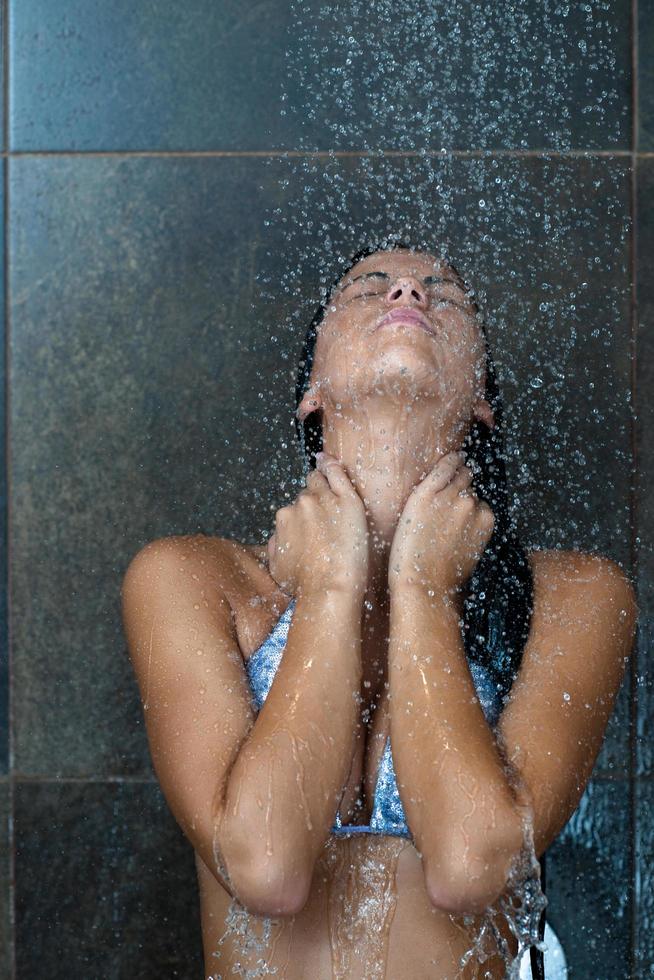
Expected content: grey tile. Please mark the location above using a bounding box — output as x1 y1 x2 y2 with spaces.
0 158 6 778
9 0 631 152
635 777 654 977
639 0 654 151
637 616 654 777
9 154 296 777
544 776 632 979
0 780 10 980
9 154 632 776
636 158 654 776
279 0 632 153
0 3 4 152
9 0 288 153
596 669 632 778
15 780 203 980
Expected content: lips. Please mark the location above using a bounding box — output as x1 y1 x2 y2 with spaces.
375 307 437 336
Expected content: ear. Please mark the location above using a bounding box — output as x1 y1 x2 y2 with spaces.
472 398 495 430
296 388 323 423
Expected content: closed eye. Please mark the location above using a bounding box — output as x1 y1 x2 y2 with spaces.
338 273 473 310
341 289 386 305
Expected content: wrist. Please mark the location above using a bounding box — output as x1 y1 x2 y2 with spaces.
389 580 464 616
296 583 366 607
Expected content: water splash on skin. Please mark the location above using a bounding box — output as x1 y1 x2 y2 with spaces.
208 899 283 979
323 836 405 979
459 835 548 977
209 819 293 977
286 728 316 832
458 768 548 978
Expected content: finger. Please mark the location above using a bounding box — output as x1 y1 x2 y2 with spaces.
297 471 329 503
315 452 358 496
437 451 466 477
450 464 474 494
304 469 330 492
274 505 289 525
421 451 466 492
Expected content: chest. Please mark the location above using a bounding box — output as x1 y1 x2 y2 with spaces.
234 577 501 827
335 609 396 825
237 589 395 825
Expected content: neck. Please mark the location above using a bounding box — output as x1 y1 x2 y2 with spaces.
320 400 467 605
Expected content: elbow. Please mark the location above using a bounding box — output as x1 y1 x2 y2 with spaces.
425 820 524 916
218 809 313 918
426 866 509 917
229 858 312 918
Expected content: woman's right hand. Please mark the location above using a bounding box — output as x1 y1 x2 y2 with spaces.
267 451 369 599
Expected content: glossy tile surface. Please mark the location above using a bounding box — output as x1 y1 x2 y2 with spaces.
640 0 654 150
545 777 632 978
14 781 203 979
0 158 6 778
636 158 654 777
0 781 9 980
9 0 631 152
635 777 654 976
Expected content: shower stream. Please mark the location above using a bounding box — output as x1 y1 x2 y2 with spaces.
204 0 627 975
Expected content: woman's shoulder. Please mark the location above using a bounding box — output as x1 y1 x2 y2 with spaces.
215 535 271 573
138 534 292 658
126 534 272 598
199 534 290 609
524 546 636 606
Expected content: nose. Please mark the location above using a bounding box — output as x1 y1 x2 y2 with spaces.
385 276 429 308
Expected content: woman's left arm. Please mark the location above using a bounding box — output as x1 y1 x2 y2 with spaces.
389 551 638 916
388 581 526 914
386 451 638 915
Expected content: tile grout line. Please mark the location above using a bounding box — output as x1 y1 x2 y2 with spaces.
0 148 647 159
629 0 640 976
12 776 162 784
3 0 13 974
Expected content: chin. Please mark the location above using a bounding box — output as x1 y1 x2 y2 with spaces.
369 360 443 395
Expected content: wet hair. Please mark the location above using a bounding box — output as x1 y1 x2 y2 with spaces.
293 241 545 978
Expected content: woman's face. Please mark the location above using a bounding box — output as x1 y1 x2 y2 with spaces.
310 249 488 426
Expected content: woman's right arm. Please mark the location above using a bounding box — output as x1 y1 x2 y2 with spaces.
221 583 364 914
121 534 364 919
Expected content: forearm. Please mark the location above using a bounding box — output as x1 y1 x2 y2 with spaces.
221 588 363 907
388 584 523 909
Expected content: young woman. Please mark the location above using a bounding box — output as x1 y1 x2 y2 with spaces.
121 244 638 979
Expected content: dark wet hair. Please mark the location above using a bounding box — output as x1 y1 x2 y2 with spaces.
293 241 545 978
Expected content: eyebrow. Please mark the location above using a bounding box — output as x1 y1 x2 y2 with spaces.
340 271 465 292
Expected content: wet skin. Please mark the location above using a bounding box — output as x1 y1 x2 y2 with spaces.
122 528 636 978
182 533 636 978
194 535 527 979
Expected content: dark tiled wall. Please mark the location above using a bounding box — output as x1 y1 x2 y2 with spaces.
2 1 650 978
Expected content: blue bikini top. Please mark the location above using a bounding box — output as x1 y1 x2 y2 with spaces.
244 597 504 840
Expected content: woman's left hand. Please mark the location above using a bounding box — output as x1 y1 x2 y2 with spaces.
388 450 495 596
